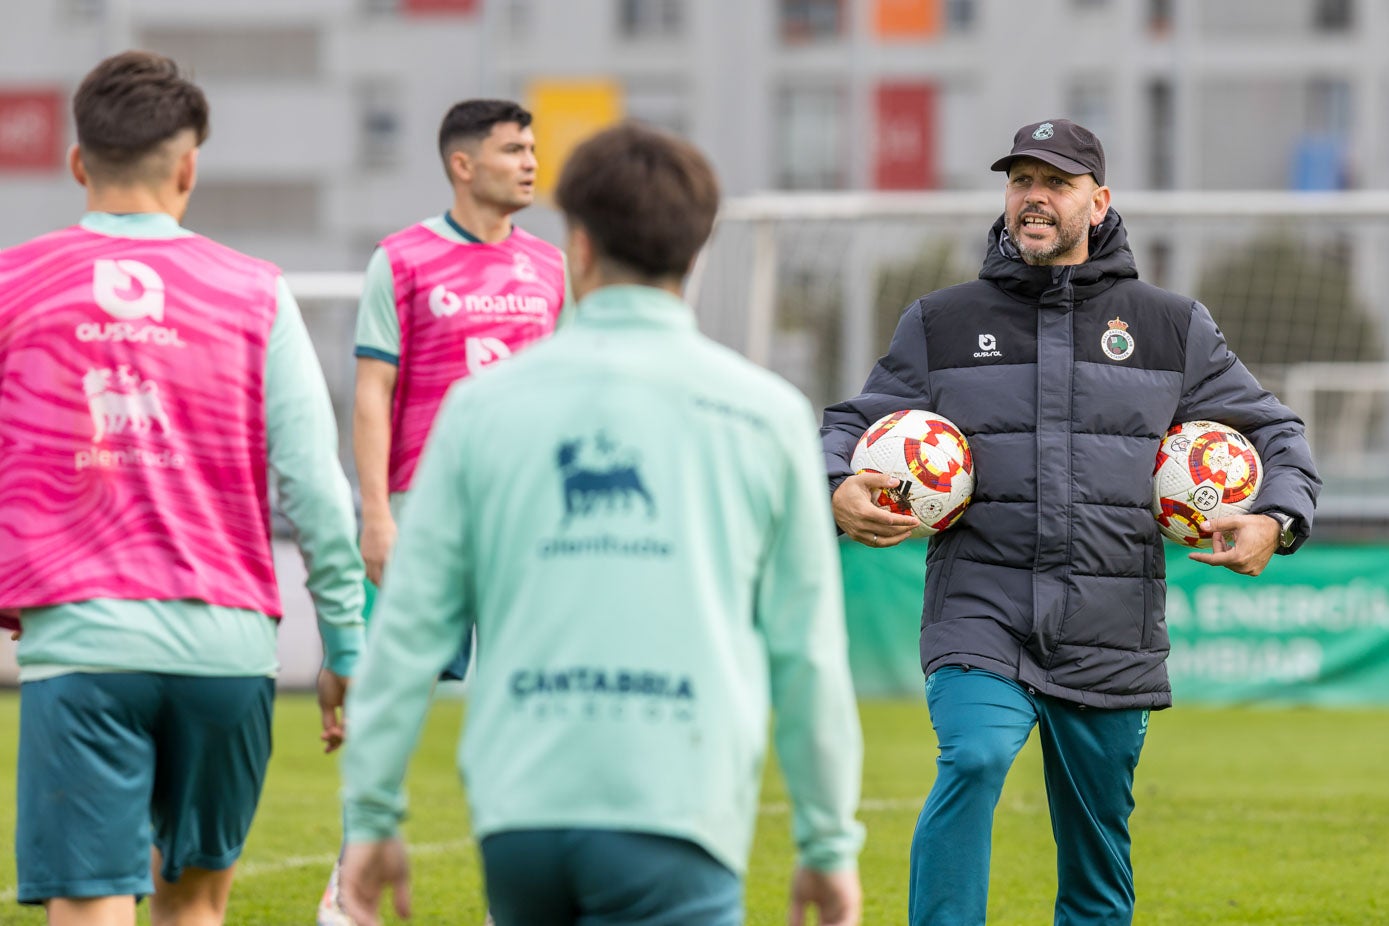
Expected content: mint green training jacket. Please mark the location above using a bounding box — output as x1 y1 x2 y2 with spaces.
342 284 864 877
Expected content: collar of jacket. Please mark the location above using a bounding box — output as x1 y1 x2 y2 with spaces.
979 209 1138 304
573 284 698 331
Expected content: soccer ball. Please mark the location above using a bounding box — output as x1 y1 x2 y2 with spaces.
850 409 974 538
1151 420 1263 548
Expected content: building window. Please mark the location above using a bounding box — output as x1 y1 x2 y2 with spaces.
1308 77 1353 136
781 0 843 42
357 80 402 170
507 0 532 38
1148 0 1173 35
945 0 975 32
58 0 104 20
1067 81 1112 147
137 27 320 80
626 82 687 136
1312 0 1353 30
1146 79 1175 189
776 85 844 189
619 0 683 38
1292 77 1353 190
182 181 320 235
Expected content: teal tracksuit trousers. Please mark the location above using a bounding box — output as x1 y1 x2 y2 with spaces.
910 666 1150 926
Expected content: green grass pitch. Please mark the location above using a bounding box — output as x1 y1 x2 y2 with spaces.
1 692 1386 924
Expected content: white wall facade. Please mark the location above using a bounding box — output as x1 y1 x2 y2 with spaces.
1 0 1387 271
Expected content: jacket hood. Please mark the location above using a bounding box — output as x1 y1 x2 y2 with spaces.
979 208 1138 301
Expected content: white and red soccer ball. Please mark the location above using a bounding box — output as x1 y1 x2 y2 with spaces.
851 409 974 538
1151 420 1263 548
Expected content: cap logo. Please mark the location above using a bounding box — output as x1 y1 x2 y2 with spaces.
1032 122 1055 140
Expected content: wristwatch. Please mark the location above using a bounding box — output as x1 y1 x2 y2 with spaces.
1268 511 1297 549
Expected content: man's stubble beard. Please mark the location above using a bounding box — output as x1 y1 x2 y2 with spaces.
1008 205 1090 265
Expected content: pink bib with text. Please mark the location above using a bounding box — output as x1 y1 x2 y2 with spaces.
381 223 565 491
0 226 283 616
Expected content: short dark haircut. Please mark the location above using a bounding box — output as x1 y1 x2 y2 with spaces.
437 98 533 162
73 50 209 184
555 122 720 280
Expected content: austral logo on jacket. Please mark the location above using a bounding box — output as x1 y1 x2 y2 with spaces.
539 433 671 558
1101 317 1135 361
93 259 164 321
81 259 186 347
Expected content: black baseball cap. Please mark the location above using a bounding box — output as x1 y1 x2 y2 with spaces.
990 119 1106 186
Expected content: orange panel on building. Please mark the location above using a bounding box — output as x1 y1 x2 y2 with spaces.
874 0 941 38
0 90 63 171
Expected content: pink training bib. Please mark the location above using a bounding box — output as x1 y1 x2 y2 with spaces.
0 225 283 616
380 222 565 491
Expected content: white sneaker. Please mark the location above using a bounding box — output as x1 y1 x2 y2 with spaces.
316 859 355 926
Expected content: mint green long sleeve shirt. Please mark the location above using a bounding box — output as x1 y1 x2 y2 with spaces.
15 212 364 680
342 285 864 875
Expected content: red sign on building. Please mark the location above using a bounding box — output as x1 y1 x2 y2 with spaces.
0 90 64 171
873 82 936 190
401 0 479 13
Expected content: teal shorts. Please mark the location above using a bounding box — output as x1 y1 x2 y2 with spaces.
16 672 274 904
480 828 742 925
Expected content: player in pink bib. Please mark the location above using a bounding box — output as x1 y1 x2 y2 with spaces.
376 215 566 494
317 98 567 926
1 226 282 616
352 100 567 586
1 52 365 926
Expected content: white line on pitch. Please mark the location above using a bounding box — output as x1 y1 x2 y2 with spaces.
0 797 927 901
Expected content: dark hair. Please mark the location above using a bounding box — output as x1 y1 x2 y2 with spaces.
437 98 533 161
73 50 209 184
555 122 720 280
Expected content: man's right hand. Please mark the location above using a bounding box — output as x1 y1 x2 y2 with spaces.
831 473 920 548
788 866 861 926
359 514 398 586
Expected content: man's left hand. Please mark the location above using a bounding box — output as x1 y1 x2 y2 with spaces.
1187 513 1281 576
317 668 350 754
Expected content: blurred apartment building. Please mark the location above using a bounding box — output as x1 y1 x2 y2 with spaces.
0 0 1384 268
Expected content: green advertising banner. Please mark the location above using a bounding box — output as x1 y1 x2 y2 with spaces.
840 540 1389 704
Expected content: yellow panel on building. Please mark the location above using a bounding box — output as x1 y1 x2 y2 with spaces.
528 79 624 197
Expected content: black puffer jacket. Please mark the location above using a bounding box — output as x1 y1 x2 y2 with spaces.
822 211 1321 709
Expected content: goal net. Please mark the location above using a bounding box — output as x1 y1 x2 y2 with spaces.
687 191 1389 533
